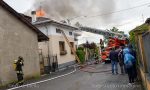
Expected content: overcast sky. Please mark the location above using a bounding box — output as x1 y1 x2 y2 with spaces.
4 0 150 44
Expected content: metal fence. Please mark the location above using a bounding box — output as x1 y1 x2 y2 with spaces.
39 49 58 74
43 55 58 74
142 31 150 74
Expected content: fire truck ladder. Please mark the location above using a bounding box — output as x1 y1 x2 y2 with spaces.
60 30 81 64
79 27 127 39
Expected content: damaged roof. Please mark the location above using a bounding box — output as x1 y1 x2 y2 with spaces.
0 0 49 42
24 16 78 30
34 18 78 30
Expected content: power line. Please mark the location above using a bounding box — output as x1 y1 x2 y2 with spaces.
87 2 150 18
67 2 150 22
115 20 142 27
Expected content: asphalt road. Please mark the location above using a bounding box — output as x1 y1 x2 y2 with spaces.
6 64 143 90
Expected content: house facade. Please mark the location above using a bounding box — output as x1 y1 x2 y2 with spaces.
130 20 150 90
32 17 79 69
134 29 150 90
0 1 48 85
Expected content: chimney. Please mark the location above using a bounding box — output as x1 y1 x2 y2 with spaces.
31 11 36 23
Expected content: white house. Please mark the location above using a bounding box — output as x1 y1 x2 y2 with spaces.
30 13 79 69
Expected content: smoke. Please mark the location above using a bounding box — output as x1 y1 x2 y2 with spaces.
26 0 116 23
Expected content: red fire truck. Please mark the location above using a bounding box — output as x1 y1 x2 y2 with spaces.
101 37 128 63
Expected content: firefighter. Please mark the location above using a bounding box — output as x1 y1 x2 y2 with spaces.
14 56 24 85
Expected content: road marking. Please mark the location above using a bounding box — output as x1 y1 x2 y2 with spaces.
7 67 76 90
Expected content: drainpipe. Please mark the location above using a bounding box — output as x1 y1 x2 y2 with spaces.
44 25 51 72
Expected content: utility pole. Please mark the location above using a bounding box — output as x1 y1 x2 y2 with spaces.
45 25 51 72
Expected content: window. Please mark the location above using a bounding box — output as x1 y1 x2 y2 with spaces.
59 41 67 55
69 32 72 36
56 28 62 33
70 42 74 54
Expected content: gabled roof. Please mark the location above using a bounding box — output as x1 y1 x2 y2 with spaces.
20 14 78 30
0 0 49 42
32 17 78 30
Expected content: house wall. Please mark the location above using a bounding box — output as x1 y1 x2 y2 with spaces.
139 68 150 90
135 30 150 90
37 24 76 68
0 7 40 85
49 35 75 65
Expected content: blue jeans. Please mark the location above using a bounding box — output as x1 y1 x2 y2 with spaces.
111 61 118 74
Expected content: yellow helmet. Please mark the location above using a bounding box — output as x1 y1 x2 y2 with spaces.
14 60 18 63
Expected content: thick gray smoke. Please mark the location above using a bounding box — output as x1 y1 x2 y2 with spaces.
27 0 116 23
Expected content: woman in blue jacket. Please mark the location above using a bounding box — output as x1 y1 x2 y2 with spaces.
123 47 135 84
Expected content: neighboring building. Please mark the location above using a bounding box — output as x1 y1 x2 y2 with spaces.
29 13 79 69
0 1 48 85
129 20 150 90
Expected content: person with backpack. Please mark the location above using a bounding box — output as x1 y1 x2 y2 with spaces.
123 47 135 85
128 44 137 81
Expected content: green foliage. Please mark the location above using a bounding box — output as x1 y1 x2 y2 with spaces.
110 27 119 32
77 47 84 51
95 47 99 57
76 49 85 64
83 42 97 50
109 27 125 34
118 31 125 34
129 31 136 44
129 24 149 44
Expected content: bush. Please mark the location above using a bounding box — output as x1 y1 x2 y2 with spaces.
129 24 149 44
77 47 84 51
76 49 85 64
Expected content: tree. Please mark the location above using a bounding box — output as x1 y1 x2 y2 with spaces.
118 31 124 34
74 22 82 27
83 41 90 48
109 27 125 34
110 27 119 32
89 42 97 50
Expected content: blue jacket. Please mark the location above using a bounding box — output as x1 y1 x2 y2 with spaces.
123 48 135 65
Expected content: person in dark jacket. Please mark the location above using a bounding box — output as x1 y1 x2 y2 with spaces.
109 47 119 75
128 44 137 80
15 56 24 85
118 46 126 74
